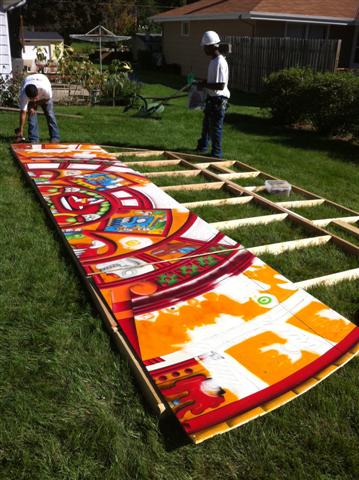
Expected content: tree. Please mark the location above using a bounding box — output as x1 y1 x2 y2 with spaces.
23 0 191 38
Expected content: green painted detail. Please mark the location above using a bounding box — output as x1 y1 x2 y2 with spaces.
198 255 218 267
257 295 272 305
157 273 179 286
179 264 199 276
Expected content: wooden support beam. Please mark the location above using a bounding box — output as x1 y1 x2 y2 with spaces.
88 284 167 416
196 161 236 168
182 196 253 208
121 159 181 167
248 235 331 256
294 268 359 289
168 156 359 258
210 213 288 229
146 170 199 178
161 182 224 192
333 220 359 237
276 199 325 208
242 186 266 192
0 106 83 118
113 150 164 158
313 216 359 227
218 172 261 180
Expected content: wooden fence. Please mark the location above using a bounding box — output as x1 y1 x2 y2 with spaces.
223 36 342 93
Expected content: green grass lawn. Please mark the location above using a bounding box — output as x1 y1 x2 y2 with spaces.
0 70 358 480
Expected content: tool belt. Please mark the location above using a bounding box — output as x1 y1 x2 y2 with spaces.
205 95 229 113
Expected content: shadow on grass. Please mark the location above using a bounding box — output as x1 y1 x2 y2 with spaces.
225 112 359 163
0 133 16 143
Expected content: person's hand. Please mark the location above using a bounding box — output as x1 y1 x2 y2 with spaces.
15 133 26 143
29 106 36 115
14 128 25 143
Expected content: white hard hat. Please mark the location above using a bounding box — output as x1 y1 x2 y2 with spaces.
200 31 221 47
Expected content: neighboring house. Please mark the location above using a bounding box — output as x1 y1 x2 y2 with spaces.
151 0 359 77
22 31 64 72
0 0 26 78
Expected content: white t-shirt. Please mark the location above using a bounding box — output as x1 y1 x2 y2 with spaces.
19 74 52 111
207 55 230 98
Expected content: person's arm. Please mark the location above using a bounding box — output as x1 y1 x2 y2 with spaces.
19 110 27 137
18 90 28 138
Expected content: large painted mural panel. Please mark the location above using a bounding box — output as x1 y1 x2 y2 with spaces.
12 143 359 443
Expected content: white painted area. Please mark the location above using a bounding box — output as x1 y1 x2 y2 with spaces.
106 166 134 173
67 163 99 170
145 285 339 399
28 162 60 169
182 216 218 242
199 351 268 399
112 190 133 199
121 199 140 206
132 183 186 210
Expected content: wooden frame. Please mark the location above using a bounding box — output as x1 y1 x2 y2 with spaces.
101 146 359 290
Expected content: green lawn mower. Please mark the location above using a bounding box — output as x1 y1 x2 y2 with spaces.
123 95 165 118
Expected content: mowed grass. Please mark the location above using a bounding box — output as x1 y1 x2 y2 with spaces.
290 203 357 220
192 201 273 223
150 172 214 186
260 243 359 282
170 187 232 203
0 70 358 479
326 223 359 247
222 219 317 248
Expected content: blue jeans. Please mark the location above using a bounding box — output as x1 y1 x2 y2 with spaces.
28 99 60 143
197 96 228 158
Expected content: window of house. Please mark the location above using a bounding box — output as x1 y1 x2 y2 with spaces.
181 22 190 37
286 22 307 38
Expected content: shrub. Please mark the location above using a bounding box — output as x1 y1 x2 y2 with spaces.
307 72 359 135
0 74 24 107
262 67 314 125
100 60 142 106
263 67 359 138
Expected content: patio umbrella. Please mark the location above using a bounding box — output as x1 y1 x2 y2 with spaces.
70 25 131 73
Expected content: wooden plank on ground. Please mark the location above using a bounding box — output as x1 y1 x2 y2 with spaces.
218 172 261 180
0 106 83 118
276 199 325 208
122 160 181 167
182 196 253 208
196 161 236 168
146 170 200 178
294 268 359 289
332 220 359 237
210 213 288 229
313 216 359 227
88 283 167 416
161 182 224 192
248 235 331 256
113 150 165 158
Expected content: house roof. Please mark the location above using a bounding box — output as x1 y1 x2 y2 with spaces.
24 31 64 41
152 0 359 24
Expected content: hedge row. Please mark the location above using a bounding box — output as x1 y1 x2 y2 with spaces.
262 68 359 138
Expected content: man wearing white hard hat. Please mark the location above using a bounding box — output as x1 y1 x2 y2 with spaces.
196 31 230 158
